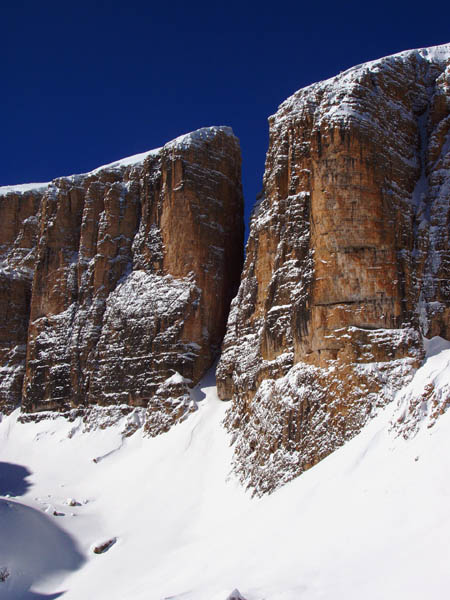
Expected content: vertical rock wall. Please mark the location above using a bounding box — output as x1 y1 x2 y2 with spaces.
0 127 244 433
217 44 450 494
0 187 43 412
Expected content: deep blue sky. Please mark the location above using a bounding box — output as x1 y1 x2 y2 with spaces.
2 1 450 230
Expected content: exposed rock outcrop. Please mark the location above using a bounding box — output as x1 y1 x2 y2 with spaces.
217 44 450 494
0 186 43 412
0 127 244 432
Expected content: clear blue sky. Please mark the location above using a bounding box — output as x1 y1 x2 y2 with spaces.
2 0 450 230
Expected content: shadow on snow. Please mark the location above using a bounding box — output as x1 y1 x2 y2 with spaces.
0 462 33 496
0 499 85 598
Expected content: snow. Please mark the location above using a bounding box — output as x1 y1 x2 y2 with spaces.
90 126 236 172
0 182 49 196
393 336 450 437
0 498 84 596
164 372 192 386
88 147 162 174
419 43 450 63
1 341 450 599
165 126 235 150
273 42 450 132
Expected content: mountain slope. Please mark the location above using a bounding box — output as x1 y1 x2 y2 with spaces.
0 339 449 599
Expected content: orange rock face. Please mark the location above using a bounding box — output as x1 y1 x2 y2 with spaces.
217 44 450 494
0 127 243 429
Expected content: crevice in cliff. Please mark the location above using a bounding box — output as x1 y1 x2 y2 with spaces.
413 104 432 336
411 60 448 337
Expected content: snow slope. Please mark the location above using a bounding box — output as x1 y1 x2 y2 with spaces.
0 343 449 599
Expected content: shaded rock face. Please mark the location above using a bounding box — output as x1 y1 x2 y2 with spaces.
0 127 243 429
0 190 42 411
217 44 450 494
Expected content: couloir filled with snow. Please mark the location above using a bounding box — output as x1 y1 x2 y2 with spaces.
1 339 449 599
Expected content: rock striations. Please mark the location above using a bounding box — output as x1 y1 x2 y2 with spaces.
0 127 244 433
217 44 450 494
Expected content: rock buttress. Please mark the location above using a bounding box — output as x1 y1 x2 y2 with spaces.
0 127 243 430
217 44 450 494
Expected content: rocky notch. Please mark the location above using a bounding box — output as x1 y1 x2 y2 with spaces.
0 127 244 433
217 44 450 494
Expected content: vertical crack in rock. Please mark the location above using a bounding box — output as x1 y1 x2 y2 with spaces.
0 127 244 436
217 43 450 495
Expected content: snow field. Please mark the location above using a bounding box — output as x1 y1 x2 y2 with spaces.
0 341 449 599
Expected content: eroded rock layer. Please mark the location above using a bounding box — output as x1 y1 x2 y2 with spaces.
217 44 450 494
0 127 243 430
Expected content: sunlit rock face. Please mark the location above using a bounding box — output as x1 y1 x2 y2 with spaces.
217 44 450 494
0 127 244 432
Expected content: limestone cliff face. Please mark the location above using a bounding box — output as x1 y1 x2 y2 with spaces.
0 127 243 431
217 44 450 494
0 186 43 412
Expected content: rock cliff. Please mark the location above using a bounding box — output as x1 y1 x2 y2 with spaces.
217 44 450 494
0 127 244 432
0 186 43 412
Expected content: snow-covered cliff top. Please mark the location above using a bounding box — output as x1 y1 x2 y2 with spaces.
0 126 236 197
88 147 162 174
165 126 236 151
273 42 450 127
0 181 50 196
